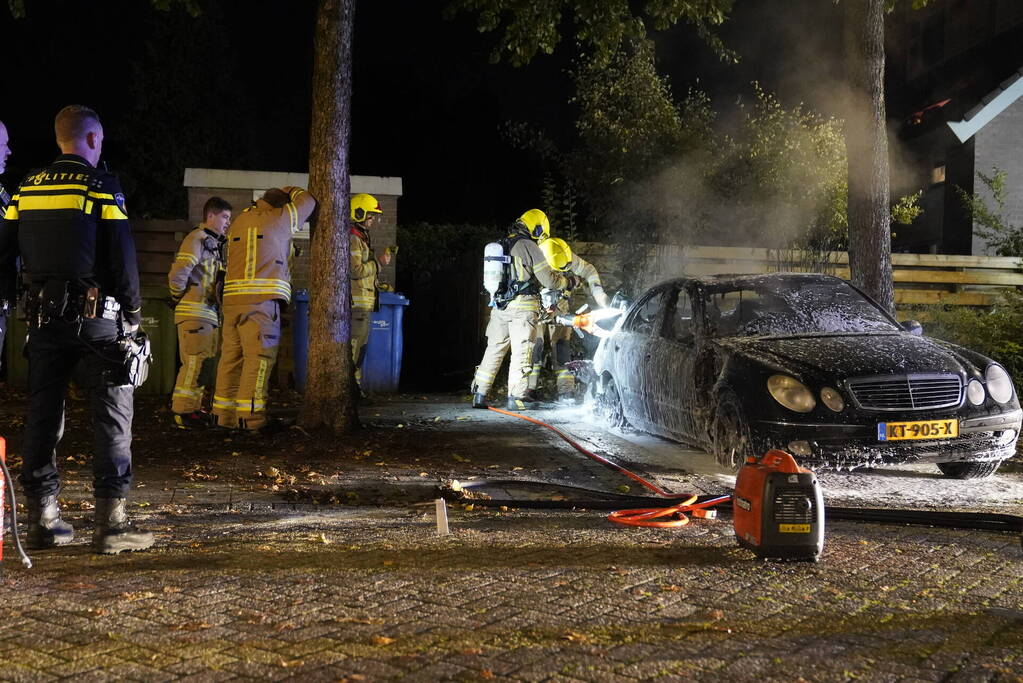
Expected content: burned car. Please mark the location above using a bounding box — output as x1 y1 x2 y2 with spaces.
590 273 1021 478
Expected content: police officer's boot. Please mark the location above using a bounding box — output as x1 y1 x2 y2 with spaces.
92 498 155 554
26 495 75 549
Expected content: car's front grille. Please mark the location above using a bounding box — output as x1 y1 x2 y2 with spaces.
846 374 963 411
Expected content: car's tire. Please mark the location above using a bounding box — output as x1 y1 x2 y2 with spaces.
712 393 752 473
599 376 631 432
937 460 1002 479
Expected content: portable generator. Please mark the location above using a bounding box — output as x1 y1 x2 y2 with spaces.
733 449 824 562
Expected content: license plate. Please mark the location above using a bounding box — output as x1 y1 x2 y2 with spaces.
877 419 959 441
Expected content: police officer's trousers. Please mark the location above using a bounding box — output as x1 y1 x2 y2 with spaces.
21 318 134 499
527 323 574 397
171 320 219 414
352 309 371 387
212 301 280 430
472 301 538 399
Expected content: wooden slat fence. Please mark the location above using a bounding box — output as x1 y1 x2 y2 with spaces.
572 243 1023 308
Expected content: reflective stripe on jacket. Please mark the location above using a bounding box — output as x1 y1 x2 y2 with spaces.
168 226 224 325
222 188 316 306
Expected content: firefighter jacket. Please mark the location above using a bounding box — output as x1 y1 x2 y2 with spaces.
168 226 226 325
350 225 379 312
506 229 567 312
556 254 607 314
222 188 316 306
0 154 141 324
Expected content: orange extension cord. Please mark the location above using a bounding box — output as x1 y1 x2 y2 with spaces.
487 406 730 527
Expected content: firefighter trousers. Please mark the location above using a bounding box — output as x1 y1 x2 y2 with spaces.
472 303 538 399
352 309 371 387
172 320 219 414
212 301 280 430
21 318 134 499
527 323 574 397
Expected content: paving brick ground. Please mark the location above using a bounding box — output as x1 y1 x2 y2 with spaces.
1 394 1022 681
2 505 1021 682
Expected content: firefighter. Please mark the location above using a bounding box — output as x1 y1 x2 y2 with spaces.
0 120 12 368
0 105 153 553
212 186 317 434
528 237 608 403
471 209 568 410
349 192 390 392
168 196 232 428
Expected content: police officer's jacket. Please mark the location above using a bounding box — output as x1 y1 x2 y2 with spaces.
222 188 316 306
0 154 141 324
168 226 225 325
350 224 379 312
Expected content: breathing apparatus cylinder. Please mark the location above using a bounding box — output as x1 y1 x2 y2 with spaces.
483 242 508 307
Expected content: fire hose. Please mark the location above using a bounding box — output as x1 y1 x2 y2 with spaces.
487 406 729 527
1 438 33 570
483 407 1023 542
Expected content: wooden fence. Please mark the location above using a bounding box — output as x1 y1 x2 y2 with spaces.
572 243 1023 308
135 219 190 290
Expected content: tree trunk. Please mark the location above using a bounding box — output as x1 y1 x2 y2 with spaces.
843 0 894 314
300 0 359 432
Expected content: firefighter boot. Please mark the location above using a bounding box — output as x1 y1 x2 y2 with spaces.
92 498 155 554
472 392 490 409
506 396 538 411
26 495 75 549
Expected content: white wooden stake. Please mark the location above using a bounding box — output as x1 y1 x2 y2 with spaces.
435 498 450 536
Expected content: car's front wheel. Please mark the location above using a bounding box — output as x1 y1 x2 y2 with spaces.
937 460 1003 479
599 376 630 432
712 392 752 473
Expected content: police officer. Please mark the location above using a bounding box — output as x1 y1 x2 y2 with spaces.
528 237 608 403
212 186 316 434
349 193 390 393
0 120 13 368
168 196 232 428
0 105 153 554
471 209 567 410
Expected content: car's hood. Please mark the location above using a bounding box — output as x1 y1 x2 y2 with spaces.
717 333 973 380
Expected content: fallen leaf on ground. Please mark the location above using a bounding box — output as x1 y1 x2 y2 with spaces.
371 635 395 646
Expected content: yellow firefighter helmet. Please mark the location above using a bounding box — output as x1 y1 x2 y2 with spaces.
517 208 550 241
540 237 573 272
351 193 383 222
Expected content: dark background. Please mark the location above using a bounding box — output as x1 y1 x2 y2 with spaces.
0 0 848 226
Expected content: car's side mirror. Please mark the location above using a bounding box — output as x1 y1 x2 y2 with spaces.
902 319 923 336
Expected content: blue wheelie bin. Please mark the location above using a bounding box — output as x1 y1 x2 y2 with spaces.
361 292 409 393
291 290 408 393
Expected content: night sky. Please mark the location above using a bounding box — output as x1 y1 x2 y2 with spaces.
0 0 846 225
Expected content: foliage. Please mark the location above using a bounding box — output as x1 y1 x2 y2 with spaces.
447 0 736 67
956 168 1023 257
916 291 1023 384
397 221 498 283
891 190 923 226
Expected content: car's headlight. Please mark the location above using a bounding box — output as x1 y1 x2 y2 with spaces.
820 387 845 412
768 375 816 413
966 379 986 406
985 364 1014 404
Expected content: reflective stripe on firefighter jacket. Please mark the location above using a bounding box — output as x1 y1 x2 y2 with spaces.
0 154 141 324
222 188 316 305
168 226 225 325
350 225 378 311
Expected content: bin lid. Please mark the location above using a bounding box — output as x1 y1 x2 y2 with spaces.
379 291 409 306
